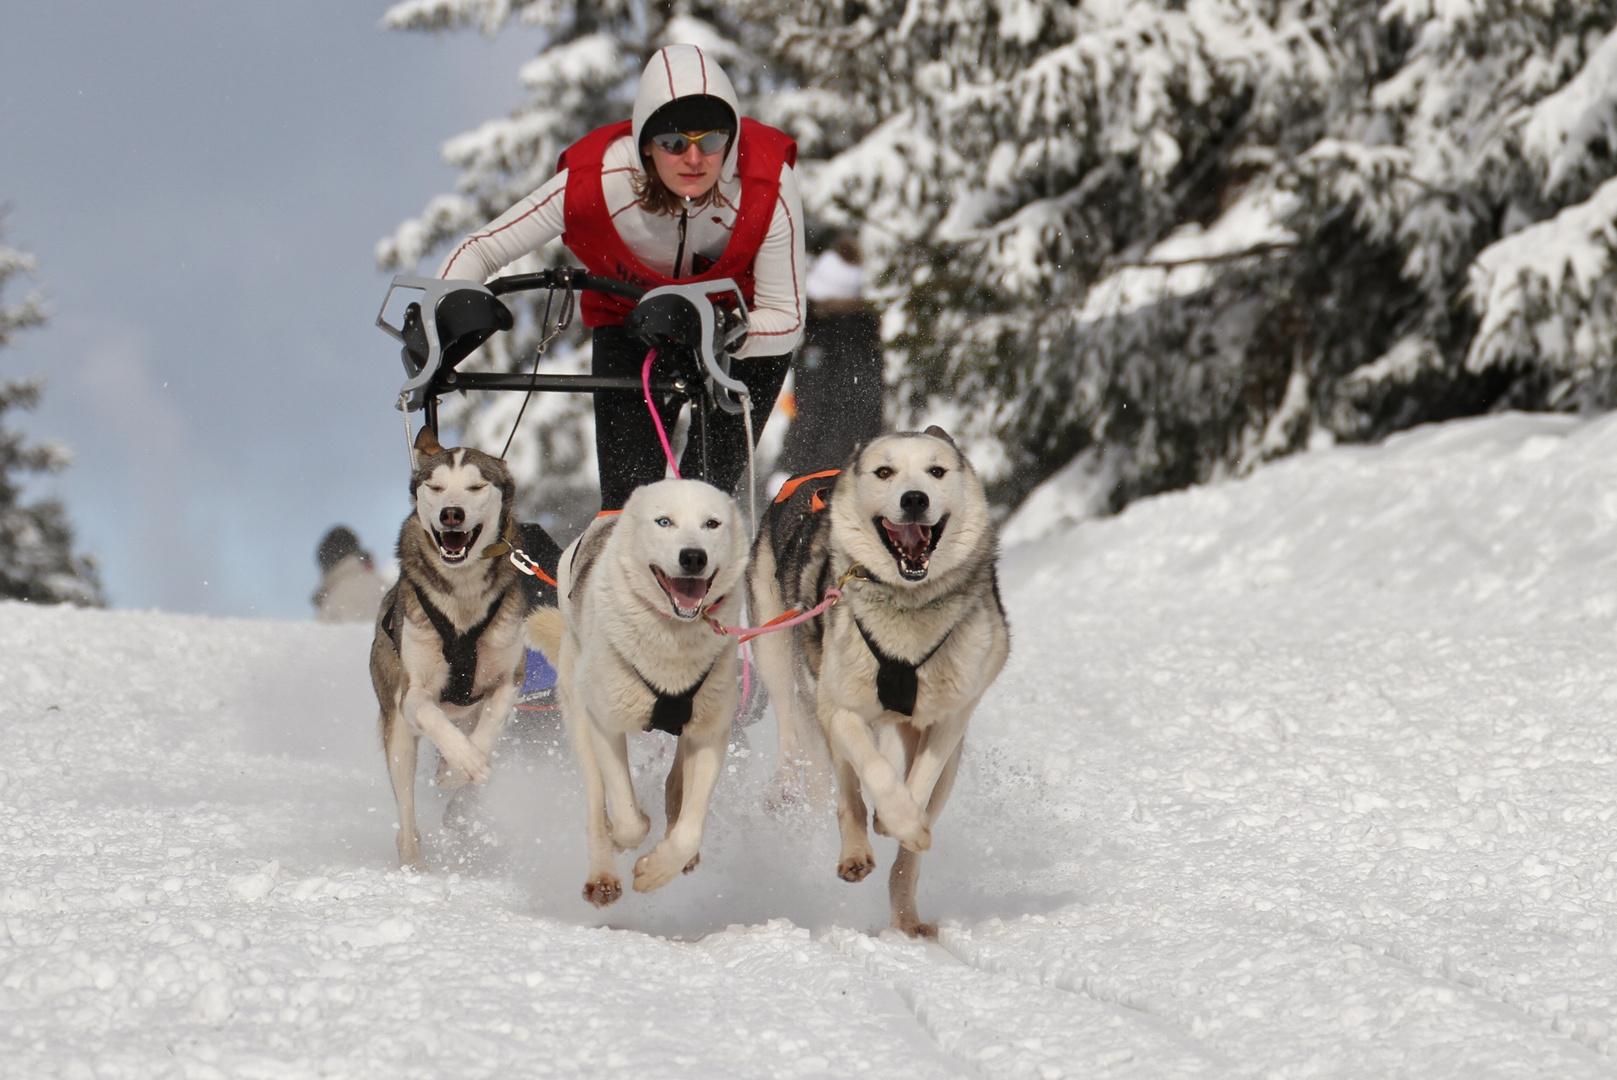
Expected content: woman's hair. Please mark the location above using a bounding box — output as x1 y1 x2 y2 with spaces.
633 149 723 216
633 95 736 216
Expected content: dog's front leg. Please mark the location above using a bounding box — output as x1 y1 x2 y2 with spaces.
559 673 622 906
889 738 964 939
635 716 728 892
592 726 650 851
406 690 491 786
384 710 426 870
824 705 931 855
829 749 874 882
902 707 972 819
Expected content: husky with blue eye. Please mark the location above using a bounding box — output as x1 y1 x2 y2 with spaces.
526 478 748 906
370 426 556 870
746 427 1010 937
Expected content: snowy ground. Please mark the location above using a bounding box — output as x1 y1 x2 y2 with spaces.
6 411 1617 1078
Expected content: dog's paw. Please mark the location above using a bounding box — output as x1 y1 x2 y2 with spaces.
894 823 932 853
878 801 931 852
611 810 651 851
683 853 700 874
436 737 492 787
583 875 622 907
396 837 427 873
837 850 876 883
633 841 697 893
892 915 938 940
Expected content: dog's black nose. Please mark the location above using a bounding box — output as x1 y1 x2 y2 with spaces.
678 547 708 576
900 490 930 520
440 506 465 529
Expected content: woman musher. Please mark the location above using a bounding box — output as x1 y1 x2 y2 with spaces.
436 44 805 512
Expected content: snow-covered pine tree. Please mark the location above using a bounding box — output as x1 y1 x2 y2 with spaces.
378 0 791 532
0 219 104 606
776 0 1617 511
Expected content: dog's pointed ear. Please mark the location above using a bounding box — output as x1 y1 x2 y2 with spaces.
923 425 956 447
414 426 446 458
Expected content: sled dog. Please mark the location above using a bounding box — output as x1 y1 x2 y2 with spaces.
526 478 748 906
370 427 544 869
746 428 1009 936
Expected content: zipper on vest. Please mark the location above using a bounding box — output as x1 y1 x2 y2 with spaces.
673 202 690 278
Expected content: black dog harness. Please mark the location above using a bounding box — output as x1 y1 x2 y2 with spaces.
409 584 505 707
626 660 718 737
854 617 952 717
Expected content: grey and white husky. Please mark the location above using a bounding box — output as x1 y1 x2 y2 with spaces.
526 478 749 906
746 428 1010 936
370 426 534 870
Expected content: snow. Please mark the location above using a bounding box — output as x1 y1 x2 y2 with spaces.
1466 174 1617 377
1520 27 1617 196
9 410 1617 1076
1076 186 1298 323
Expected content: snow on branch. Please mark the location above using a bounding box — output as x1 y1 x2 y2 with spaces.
1520 26 1617 197
381 0 512 35
0 243 47 351
1467 175 1617 381
518 33 629 94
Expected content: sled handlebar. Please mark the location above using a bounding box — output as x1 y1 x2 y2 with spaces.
377 272 751 420
483 268 645 303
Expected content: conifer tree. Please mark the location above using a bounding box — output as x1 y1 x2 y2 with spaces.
776 0 1617 510
0 219 104 606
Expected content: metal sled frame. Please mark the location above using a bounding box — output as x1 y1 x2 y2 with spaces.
376 270 752 477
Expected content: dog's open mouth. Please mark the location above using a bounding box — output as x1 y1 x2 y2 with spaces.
877 515 946 582
432 524 483 565
652 565 715 620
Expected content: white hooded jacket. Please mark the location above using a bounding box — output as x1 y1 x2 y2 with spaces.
437 45 806 359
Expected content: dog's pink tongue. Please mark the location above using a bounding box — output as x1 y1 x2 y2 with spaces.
884 520 929 557
668 576 709 609
441 531 470 553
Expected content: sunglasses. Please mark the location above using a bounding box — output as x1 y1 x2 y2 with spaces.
648 129 732 156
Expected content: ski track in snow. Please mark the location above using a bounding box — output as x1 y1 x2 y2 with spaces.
6 411 1617 1076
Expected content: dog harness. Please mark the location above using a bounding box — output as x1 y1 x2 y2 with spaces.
409 583 506 708
853 616 952 718
627 660 718 737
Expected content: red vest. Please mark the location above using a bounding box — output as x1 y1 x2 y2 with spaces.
558 117 798 326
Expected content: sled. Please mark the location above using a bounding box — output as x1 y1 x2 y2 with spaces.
376 268 753 457
376 268 756 705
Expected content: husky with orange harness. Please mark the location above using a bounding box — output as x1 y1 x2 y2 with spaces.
746 428 1009 936
370 426 561 870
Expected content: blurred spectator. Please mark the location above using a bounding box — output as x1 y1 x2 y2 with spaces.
773 233 884 478
312 526 389 623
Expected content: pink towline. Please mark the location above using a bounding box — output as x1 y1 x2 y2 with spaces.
642 347 681 479
708 588 843 643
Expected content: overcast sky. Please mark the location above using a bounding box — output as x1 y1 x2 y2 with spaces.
0 1 542 618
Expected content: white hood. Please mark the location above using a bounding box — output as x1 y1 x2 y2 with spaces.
631 44 742 184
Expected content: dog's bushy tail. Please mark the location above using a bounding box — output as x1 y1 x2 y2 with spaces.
524 606 565 663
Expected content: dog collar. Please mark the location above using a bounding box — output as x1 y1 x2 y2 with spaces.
838 563 880 589
479 525 559 587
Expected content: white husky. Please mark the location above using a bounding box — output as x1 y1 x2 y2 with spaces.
747 428 1010 936
527 479 748 906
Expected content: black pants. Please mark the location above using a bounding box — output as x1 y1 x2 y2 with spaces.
592 325 792 512
775 308 884 476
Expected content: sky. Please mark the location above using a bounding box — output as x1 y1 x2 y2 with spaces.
0 1 545 618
